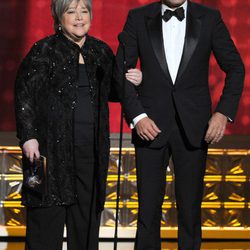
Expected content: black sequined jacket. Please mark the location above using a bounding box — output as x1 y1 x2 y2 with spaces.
15 32 116 210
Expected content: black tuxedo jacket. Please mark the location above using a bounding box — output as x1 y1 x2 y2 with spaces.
115 1 245 148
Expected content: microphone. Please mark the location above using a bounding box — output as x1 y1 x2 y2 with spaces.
114 30 132 250
117 31 128 68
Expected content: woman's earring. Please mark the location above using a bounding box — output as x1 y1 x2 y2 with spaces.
58 25 62 31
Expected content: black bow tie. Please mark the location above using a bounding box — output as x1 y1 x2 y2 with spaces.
162 7 185 22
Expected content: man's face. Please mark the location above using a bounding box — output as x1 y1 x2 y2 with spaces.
162 0 186 8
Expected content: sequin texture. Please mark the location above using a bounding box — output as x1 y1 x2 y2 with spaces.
15 32 116 210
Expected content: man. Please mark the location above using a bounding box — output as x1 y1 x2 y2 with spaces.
115 0 245 249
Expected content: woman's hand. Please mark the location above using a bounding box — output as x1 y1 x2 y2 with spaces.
23 139 40 162
125 68 143 86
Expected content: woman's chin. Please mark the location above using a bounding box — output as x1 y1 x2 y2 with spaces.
64 31 87 45
73 32 87 40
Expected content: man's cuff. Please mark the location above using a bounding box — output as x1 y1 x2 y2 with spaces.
130 113 148 129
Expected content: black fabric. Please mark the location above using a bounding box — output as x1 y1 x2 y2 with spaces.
115 1 244 249
74 64 94 146
25 206 65 250
115 1 245 148
162 7 185 22
25 144 100 250
66 144 100 250
24 58 101 249
134 125 207 250
15 32 115 210
77 64 90 87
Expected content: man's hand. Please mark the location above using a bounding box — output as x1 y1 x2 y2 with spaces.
23 139 40 162
205 112 228 144
135 117 161 141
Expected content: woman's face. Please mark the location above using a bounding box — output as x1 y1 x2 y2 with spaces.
61 0 91 45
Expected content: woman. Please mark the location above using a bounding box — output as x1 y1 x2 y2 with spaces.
15 0 142 249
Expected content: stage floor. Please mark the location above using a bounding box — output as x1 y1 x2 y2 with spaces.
0 241 249 250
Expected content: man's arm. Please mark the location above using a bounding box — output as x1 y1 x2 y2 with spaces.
114 11 161 140
205 10 245 144
114 11 145 123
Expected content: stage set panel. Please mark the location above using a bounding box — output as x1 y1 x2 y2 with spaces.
0 147 249 239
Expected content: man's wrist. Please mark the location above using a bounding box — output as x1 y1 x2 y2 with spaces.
215 111 233 122
130 113 148 129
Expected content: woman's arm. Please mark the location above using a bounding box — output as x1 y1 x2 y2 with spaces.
15 43 49 161
100 44 142 102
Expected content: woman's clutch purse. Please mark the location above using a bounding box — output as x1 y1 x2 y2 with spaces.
22 155 47 195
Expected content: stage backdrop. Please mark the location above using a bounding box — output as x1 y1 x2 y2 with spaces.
0 0 249 134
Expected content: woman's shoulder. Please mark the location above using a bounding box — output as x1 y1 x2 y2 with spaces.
87 36 114 57
28 34 58 57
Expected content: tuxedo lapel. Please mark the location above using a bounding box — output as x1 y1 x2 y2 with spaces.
146 10 173 84
175 2 202 83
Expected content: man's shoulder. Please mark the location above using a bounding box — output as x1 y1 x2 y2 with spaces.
129 2 161 16
190 1 220 17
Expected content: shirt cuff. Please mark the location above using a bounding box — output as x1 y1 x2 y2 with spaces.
130 113 148 129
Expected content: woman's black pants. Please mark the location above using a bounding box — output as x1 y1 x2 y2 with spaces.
25 144 100 250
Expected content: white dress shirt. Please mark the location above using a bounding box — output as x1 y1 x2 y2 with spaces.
162 1 187 83
132 1 187 127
